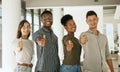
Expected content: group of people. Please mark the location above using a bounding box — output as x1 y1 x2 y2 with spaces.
12 10 114 72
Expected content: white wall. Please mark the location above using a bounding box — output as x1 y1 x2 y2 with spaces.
118 24 120 51
104 14 120 24
26 0 120 9
103 13 120 51
0 19 1 50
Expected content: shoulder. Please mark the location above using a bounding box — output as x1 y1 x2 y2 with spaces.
63 35 73 41
79 31 88 37
27 39 34 44
63 35 69 39
12 38 19 44
52 31 58 39
33 28 43 35
11 38 19 51
99 33 108 40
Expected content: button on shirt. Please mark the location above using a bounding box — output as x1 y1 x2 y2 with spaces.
33 26 60 72
12 39 34 64
82 29 111 72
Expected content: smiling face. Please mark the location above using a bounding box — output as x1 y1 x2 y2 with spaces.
21 22 30 37
86 15 98 29
41 13 53 28
64 19 76 33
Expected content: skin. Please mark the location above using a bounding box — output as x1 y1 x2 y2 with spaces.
41 13 53 31
36 13 53 47
80 15 114 72
18 22 30 51
16 22 33 66
64 19 76 52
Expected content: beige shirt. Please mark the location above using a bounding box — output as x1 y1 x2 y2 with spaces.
81 29 111 72
12 39 34 64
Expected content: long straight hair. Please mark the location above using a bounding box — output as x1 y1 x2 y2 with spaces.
16 20 30 39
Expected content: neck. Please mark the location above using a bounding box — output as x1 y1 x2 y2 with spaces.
68 32 74 36
44 26 51 31
90 28 98 35
21 35 28 39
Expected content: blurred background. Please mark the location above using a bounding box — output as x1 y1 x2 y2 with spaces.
1 0 120 72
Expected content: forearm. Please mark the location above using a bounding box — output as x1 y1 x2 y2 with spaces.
107 59 114 72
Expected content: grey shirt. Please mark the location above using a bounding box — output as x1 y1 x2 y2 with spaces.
33 26 60 72
81 29 111 72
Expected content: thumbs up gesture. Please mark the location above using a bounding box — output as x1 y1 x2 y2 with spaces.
36 35 46 47
66 40 73 52
17 38 23 51
80 32 87 45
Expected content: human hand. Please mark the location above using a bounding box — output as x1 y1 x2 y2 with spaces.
36 35 46 47
66 40 73 52
80 32 87 45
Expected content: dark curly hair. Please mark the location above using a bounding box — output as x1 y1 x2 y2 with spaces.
61 14 73 26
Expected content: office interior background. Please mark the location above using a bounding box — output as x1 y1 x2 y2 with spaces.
1 0 120 72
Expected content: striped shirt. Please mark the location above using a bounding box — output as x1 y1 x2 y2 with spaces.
33 26 60 72
81 29 111 72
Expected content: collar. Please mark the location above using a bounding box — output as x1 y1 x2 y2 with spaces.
42 26 53 33
88 29 100 35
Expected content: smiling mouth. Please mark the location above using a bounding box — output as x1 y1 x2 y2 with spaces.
72 28 76 30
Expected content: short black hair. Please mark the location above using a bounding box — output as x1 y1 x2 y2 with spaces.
41 10 52 18
61 14 73 26
86 10 97 18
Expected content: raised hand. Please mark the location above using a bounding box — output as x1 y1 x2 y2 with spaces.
36 35 46 47
66 40 73 52
80 32 87 45
17 38 23 51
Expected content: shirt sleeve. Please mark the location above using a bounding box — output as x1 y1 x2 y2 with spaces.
31 40 36 64
33 30 42 43
11 39 18 55
32 30 44 47
105 36 112 60
33 31 45 61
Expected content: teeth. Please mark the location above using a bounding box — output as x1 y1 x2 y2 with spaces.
72 28 75 29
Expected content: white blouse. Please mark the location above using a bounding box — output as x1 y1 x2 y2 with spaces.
12 39 34 64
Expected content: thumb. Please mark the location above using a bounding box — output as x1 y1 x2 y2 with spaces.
82 32 87 37
20 38 22 42
68 40 72 44
43 35 46 40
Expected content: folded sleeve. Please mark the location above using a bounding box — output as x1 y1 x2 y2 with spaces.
105 36 112 60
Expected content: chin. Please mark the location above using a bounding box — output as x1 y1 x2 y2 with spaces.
46 24 52 26
72 30 76 32
90 26 96 29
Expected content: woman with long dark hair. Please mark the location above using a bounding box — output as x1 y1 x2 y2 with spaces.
12 20 34 72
